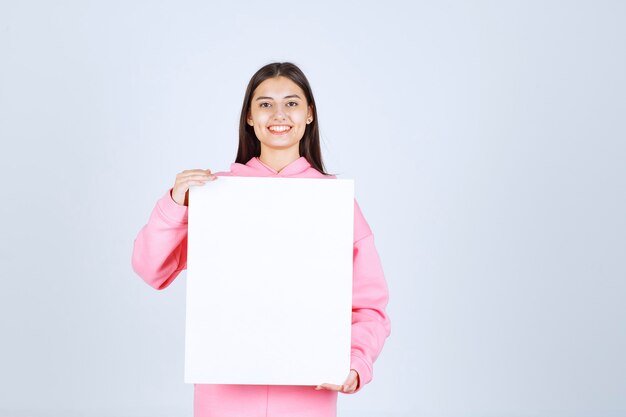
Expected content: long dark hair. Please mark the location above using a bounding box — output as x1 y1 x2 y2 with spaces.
236 62 327 174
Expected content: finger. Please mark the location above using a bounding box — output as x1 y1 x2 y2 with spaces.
204 170 218 180
342 380 357 393
343 372 357 386
178 172 216 181
341 370 358 393
189 174 217 182
186 180 207 187
177 170 216 180
196 173 218 180
315 383 342 391
180 169 210 174
176 174 216 185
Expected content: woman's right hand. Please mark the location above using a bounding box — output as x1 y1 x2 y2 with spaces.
171 169 217 206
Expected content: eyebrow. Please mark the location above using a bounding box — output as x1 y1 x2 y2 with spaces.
255 94 302 101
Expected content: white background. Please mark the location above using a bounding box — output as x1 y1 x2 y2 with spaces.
1 1 624 417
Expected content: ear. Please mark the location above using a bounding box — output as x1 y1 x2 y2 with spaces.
247 111 254 126
307 105 314 122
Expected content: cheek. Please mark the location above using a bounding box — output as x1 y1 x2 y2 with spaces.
251 112 268 128
292 109 308 124
253 123 267 138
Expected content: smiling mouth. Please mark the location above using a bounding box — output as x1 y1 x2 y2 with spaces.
268 125 292 134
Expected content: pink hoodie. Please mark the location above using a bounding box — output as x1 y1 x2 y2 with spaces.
132 157 391 417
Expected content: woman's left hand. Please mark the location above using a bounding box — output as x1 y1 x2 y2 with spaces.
315 369 360 394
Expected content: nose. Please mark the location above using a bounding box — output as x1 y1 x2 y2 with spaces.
272 107 287 121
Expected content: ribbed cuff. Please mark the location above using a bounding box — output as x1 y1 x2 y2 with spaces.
156 189 189 224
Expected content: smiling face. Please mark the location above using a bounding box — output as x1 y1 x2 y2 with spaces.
247 76 313 156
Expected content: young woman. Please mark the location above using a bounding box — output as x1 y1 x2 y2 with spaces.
132 62 391 417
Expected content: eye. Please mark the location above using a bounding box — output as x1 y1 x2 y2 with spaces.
259 102 271 108
286 101 298 107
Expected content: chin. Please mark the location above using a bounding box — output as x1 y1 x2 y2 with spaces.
262 138 299 148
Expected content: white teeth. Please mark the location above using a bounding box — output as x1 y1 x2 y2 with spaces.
269 125 291 132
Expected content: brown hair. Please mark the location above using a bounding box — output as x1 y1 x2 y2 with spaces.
236 62 327 174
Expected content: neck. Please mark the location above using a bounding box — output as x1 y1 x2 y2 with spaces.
258 147 301 172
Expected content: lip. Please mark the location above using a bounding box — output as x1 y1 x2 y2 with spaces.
267 125 292 135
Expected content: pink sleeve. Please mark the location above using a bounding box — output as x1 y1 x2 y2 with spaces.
349 200 391 392
131 189 189 290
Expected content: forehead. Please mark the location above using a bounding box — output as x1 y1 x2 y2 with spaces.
252 76 306 99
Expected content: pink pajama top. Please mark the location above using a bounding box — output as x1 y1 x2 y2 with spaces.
132 157 391 417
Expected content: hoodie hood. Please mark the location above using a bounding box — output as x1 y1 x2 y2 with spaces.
225 157 333 179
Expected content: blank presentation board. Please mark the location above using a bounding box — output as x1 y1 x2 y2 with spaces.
185 176 354 386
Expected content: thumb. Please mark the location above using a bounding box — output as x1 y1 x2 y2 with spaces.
343 370 356 386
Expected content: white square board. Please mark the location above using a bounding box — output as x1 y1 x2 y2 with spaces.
185 176 354 385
